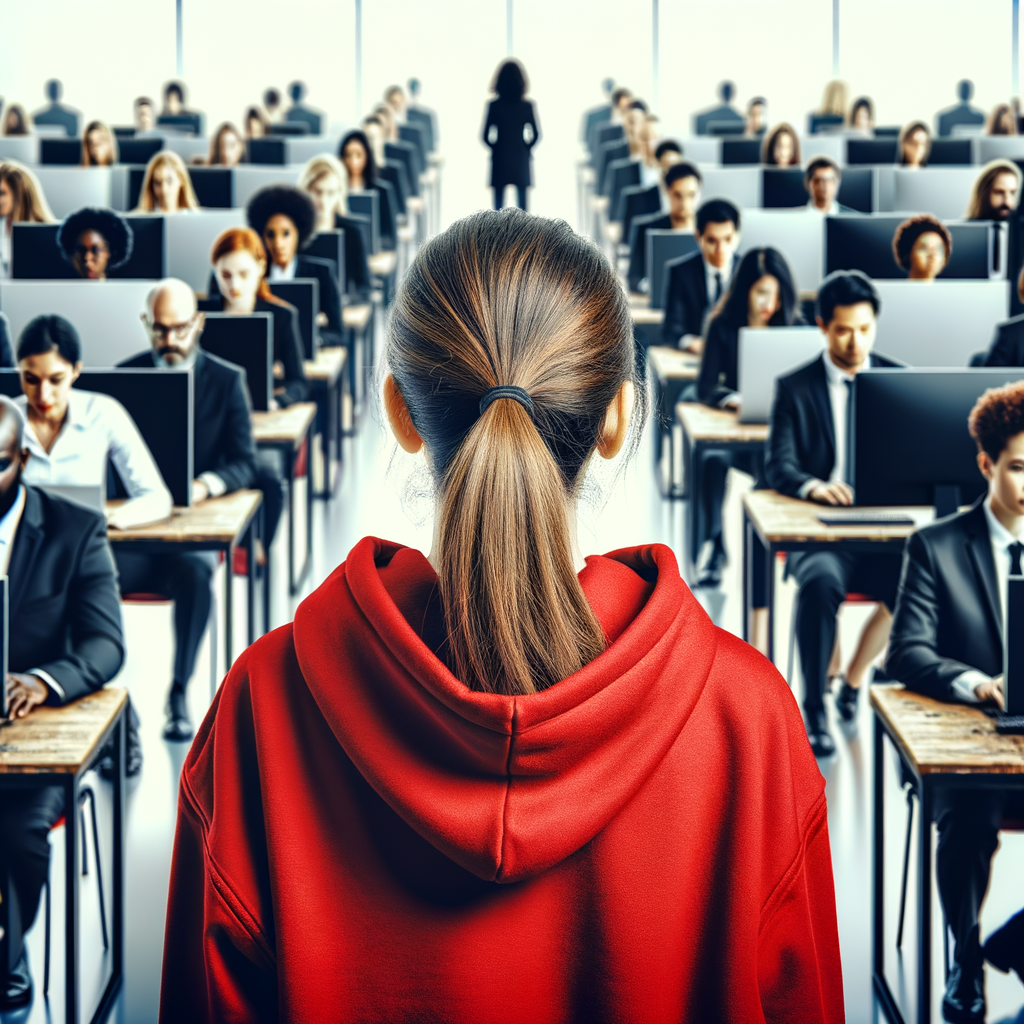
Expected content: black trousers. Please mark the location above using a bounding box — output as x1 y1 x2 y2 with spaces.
115 550 215 692
494 185 527 211
255 450 286 549
935 788 1024 961
788 549 902 712
0 786 64 974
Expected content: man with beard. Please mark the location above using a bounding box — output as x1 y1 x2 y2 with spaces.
966 159 1022 277
118 279 258 741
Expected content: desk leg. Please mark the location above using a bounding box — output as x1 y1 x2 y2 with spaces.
287 448 297 596
874 715 886 977
742 509 751 643
305 441 313 586
63 773 80 1024
224 543 234 675
764 541 775 666
111 711 124 986
247 517 256 648
917 778 933 1024
687 442 701 576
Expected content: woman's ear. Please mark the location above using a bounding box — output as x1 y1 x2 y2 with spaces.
596 380 635 460
383 374 424 454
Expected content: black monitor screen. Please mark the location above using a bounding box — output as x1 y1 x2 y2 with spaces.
118 137 163 165
929 139 973 165
156 113 202 136
721 139 762 165
200 314 273 411
347 192 380 254
303 231 345 294
847 138 898 165
40 138 82 165
247 138 286 165
269 279 319 360
269 122 308 136
762 167 873 212
12 217 165 280
852 369 1024 509
706 121 746 136
187 167 233 209
808 114 845 134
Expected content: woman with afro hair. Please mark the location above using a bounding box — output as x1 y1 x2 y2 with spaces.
57 206 133 280
892 214 952 281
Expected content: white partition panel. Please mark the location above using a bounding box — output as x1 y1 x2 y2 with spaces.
164 137 213 164
676 138 721 165
699 167 761 210
738 326 824 423
165 209 246 294
233 167 302 209
0 280 154 367
892 167 983 220
32 167 113 219
0 137 39 165
977 137 1024 163
873 279 1009 366
287 136 344 166
800 134 844 165
737 208 824 291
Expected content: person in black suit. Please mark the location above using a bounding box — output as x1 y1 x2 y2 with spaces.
693 81 744 135
626 161 702 293
339 128 400 251
242 185 344 348
482 59 540 212
0 396 124 1009
765 270 903 756
119 279 262 741
888 381 1024 1023
981 266 1024 365
695 247 802 589
0 313 14 367
662 198 741 353
805 156 856 215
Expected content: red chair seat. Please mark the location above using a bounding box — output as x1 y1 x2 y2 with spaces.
233 547 248 576
121 592 170 603
844 592 874 603
294 437 308 479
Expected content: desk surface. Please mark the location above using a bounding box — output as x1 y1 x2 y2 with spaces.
342 303 372 331
368 251 398 277
648 346 699 382
108 489 262 545
633 307 665 326
0 688 127 775
304 346 347 384
743 490 932 544
871 683 1024 776
253 402 317 448
676 402 770 443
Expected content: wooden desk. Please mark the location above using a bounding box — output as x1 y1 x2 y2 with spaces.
742 490 929 661
304 347 348 497
342 303 373 425
253 403 316 596
0 688 128 1024
678 403 769 576
646 348 699 498
871 685 1024 1024
108 490 264 673
368 250 398 279
632 307 665 326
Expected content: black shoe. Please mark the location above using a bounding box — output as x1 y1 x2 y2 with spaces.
835 678 860 722
984 908 1024 980
943 929 986 1024
162 687 193 742
696 537 727 589
805 709 836 757
0 949 32 1010
97 698 143 779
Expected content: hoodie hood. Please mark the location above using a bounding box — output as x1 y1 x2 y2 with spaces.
293 537 718 884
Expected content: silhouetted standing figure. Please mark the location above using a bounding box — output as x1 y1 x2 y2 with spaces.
936 80 986 137
31 79 80 138
482 59 539 211
694 81 744 136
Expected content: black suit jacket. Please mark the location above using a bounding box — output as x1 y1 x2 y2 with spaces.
10 485 124 705
0 312 14 368
483 99 539 188
296 255 344 347
627 212 670 293
118 349 257 493
888 499 1003 701
764 351 901 497
663 252 738 347
981 314 1024 367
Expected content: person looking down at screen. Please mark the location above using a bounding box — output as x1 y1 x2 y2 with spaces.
80 120 117 167
160 208 843 1023
134 151 200 214
898 120 931 168
892 214 952 281
850 96 874 132
208 122 245 167
56 206 133 281
762 123 800 166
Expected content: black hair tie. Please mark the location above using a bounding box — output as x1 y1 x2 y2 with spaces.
479 385 534 417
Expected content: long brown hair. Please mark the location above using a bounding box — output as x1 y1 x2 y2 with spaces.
965 158 1023 219
0 160 55 222
81 120 118 166
388 209 645 696
210 226 283 304
134 151 200 212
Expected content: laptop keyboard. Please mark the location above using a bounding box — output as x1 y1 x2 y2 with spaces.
817 511 916 527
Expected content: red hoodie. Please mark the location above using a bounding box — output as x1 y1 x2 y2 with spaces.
161 539 843 1023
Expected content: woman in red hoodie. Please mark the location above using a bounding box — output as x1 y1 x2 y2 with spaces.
161 209 844 1023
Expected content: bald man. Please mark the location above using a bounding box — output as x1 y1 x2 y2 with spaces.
119 278 261 741
0 395 124 1008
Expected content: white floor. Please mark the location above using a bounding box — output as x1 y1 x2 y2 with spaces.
5 363 1024 1024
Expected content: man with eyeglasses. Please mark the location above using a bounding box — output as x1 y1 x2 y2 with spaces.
117 278 258 741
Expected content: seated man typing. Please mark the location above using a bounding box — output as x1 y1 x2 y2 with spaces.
888 381 1024 1024
765 270 903 756
0 396 124 1009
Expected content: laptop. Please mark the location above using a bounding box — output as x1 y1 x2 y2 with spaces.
37 484 105 516
996 575 1024 733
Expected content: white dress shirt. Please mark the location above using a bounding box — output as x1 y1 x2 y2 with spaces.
951 497 1024 702
0 220 10 280
18 390 172 529
268 258 297 281
640 162 661 189
806 199 840 215
798 353 854 498
704 260 729 308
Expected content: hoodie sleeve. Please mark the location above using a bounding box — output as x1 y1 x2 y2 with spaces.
756 795 845 1023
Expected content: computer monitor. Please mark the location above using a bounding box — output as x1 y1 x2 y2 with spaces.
736 209 824 291
706 121 746 136
347 191 380 255
846 138 898 165
596 140 629 195
698 168 761 210
40 138 82 165
183 167 233 209
721 139 762 165
1007 577 1024 717
231 166 301 209
762 168 873 213
873 127 901 138
247 138 286 165
199 313 273 411
851 368 1024 514
117 137 163 165
164 209 245 293
872 279 1009 366
592 122 624 158
303 230 345 299
11 217 166 280
824 216 991 280
399 123 428 166
928 139 973 165
268 122 309 136
32 166 114 219
647 230 700 310
156 113 203 136
387 139 423 184
808 114 845 135
269 279 320 359
892 167 981 221
736 327 823 423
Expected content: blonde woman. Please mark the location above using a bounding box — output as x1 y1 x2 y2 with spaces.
134 151 200 213
818 79 849 119
0 160 55 278
81 120 118 167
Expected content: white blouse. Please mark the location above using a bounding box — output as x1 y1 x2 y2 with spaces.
17 389 172 529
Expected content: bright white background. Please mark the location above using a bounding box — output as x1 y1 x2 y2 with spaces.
0 0 1021 224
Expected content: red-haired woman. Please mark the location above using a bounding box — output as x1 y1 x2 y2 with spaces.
162 209 842 1023
198 227 307 407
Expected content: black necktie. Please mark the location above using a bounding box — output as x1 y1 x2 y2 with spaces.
1011 541 1023 576
993 222 1004 274
713 272 722 303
